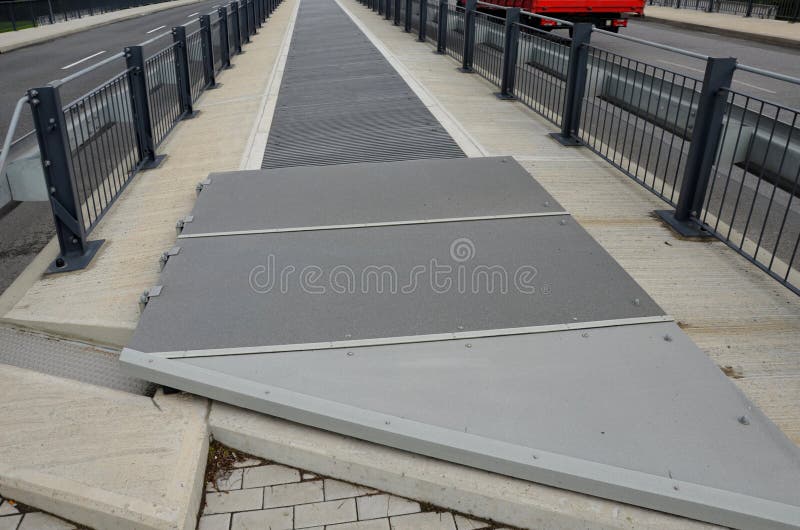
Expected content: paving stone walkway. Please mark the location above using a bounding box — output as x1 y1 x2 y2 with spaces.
201 459 509 530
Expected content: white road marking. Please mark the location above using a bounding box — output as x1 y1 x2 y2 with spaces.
146 24 166 34
658 60 777 94
188 11 199 16
61 50 106 70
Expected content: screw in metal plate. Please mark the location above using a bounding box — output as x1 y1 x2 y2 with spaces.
560 218 567 225
663 334 672 342
346 351 354 357
633 298 641 306
581 332 589 338
457 325 464 330
465 343 472 348
738 415 750 426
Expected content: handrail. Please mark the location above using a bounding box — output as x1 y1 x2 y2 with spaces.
519 9 574 26
0 95 31 186
53 51 126 86
736 64 800 87
592 27 709 60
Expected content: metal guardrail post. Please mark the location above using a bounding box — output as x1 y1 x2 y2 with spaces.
219 7 232 68
418 0 428 41
29 86 103 273
250 0 258 32
550 23 591 146
394 0 401 25
404 0 412 31
125 46 165 169
460 0 476 72
240 1 250 43
436 0 447 53
172 26 196 118
496 8 520 99
385 0 392 20
231 2 242 53
200 15 218 88
744 0 753 16
657 57 736 237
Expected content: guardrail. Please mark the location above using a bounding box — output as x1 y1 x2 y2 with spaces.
647 0 800 21
0 0 182 32
359 0 800 294
15 0 281 272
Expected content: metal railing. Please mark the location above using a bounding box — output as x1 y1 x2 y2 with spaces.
0 0 181 32
15 0 281 272
647 0 800 21
359 0 800 294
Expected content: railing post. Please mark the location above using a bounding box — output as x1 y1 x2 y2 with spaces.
436 0 447 53
404 0 412 31
744 0 753 16
385 0 392 20
249 0 258 32
172 25 196 117
29 86 103 273
199 15 218 88
394 0 401 25
219 7 232 68
657 57 736 236
418 0 428 41
460 0 476 72
496 7 519 99
378 0 384 16
125 45 165 169
231 1 243 53
549 22 591 146
240 1 250 43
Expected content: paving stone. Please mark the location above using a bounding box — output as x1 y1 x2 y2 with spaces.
324 479 377 500
390 512 457 530
453 514 490 530
263 480 324 508
198 513 231 530
0 514 22 530
356 494 420 519
294 498 357 528
17 513 76 530
207 468 244 491
204 488 264 515
327 519 390 530
0 501 19 516
231 507 293 530
242 464 300 488
232 458 263 468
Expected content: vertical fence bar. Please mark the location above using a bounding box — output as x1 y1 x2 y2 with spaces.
657 57 736 236
385 0 392 20
172 25 196 117
496 7 519 99
240 1 249 43
219 7 231 67
200 15 218 88
437 0 448 53
29 86 103 273
47 0 55 24
125 46 164 169
404 0 412 30
394 0 401 25
745 0 753 16
418 0 428 41
549 22 591 145
460 0 476 72
231 1 242 51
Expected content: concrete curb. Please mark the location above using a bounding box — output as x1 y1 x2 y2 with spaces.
640 15 800 49
0 0 204 54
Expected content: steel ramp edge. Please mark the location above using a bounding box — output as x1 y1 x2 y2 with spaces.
119 323 800 530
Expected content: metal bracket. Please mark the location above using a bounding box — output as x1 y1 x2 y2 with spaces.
175 214 194 234
195 178 212 195
159 246 182 270
138 285 163 312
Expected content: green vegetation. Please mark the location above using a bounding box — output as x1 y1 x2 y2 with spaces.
0 20 36 32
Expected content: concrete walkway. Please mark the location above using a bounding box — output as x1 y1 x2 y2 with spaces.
643 5 800 47
0 0 206 53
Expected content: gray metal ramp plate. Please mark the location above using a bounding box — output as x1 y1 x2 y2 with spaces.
122 322 800 528
182 157 565 236
261 0 464 168
130 216 663 354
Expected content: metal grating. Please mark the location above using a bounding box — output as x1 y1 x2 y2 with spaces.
261 0 464 168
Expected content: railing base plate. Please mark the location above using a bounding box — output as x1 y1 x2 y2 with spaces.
141 155 167 170
655 210 714 238
549 132 582 147
46 239 104 274
458 66 474 73
494 92 516 101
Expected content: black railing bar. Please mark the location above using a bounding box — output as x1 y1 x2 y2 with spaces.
520 9 574 26
139 29 172 46
145 41 180 60
54 51 126 86
0 95 30 184
61 68 135 109
736 64 800 87
719 86 800 116
592 27 708 61
584 43 704 81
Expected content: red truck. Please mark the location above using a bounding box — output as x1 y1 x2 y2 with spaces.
475 0 644 32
